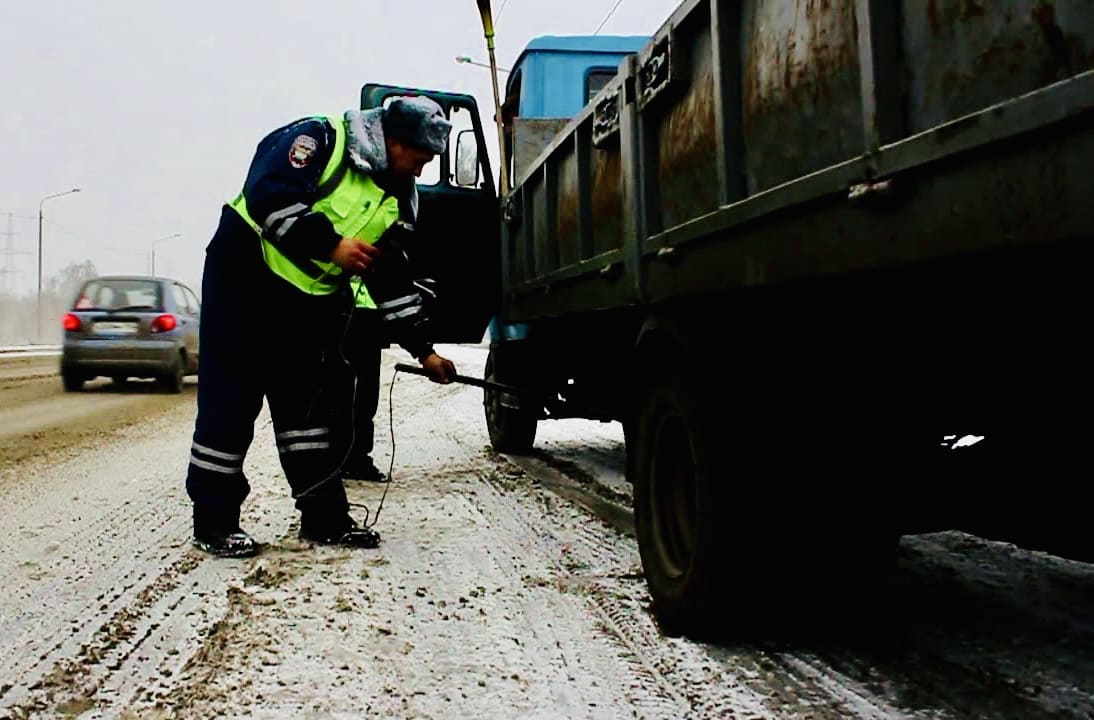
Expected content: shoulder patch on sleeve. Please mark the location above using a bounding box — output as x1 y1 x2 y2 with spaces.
288 134 319 168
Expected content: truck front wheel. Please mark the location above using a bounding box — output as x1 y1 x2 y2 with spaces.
484 347 538 454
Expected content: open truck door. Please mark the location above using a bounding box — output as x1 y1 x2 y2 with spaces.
361 83 500 344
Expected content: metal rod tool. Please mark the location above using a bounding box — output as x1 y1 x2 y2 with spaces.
394 363 529 396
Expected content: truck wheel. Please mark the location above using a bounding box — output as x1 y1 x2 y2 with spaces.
483 348 537 454
632 364 732 638
632 360 901 640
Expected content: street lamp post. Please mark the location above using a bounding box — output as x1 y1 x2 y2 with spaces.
455 55 511 73
150 233 182 275
38 187 81 342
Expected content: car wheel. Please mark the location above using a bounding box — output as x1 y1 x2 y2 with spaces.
62 370 84 392
160 355 184 393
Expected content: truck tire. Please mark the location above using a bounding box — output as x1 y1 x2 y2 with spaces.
632 362 733 638
483 348 537 454
632 354 901 640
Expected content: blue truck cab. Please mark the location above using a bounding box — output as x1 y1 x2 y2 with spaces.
503 35 649 118
501 35 649 184
489 35 649 345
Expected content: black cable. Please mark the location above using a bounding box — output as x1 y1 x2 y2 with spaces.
363 366 400 530
594 0 625 34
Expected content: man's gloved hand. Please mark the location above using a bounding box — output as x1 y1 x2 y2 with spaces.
420 352 457 384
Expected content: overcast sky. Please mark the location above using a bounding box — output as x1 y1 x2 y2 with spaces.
0 0 680 297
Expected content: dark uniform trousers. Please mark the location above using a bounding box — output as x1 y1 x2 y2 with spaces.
186 206 353 535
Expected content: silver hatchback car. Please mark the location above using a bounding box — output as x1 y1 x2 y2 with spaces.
60 275 201 392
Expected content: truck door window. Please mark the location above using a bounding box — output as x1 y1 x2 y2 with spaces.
585 68 617 104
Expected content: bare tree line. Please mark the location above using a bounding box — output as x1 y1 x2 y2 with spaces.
0 261 98 345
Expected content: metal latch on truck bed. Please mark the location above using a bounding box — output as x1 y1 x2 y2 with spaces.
848 179 894 202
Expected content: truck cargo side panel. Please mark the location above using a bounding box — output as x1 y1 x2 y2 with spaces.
501 0 1093 322
903 0 1094 134
640 120 1094 302
653 20 721 231
742 0 864 193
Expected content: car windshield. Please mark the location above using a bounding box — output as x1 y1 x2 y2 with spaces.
73 279 164 312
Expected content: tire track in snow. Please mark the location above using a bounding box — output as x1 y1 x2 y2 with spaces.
475 462 772 719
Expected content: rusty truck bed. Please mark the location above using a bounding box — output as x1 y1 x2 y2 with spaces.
501 0 1094 321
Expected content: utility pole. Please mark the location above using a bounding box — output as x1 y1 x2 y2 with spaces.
0 213 24 295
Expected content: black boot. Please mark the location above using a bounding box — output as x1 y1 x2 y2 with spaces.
341 455 388 483
299 514 381 548
192 506 259 558
193 528 259 557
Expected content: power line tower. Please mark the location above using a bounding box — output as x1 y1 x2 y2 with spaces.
0 213 27 295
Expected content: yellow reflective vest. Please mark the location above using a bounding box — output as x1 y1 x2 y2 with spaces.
228 115 400 307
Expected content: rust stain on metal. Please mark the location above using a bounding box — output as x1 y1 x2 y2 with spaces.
555 152 582 258
658 70 719 228
557 158 580 258
1032 1 1075 81
961 0 985 21
1031 1 1057 28
590 151 623 254
975 37 1029 76
928 0 941 35
590 153 622 218
927 0 987 34
742 0 862 190
743 0 860 131
557 196 578 248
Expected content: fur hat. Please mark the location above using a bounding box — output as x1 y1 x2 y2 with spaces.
381 96 451 154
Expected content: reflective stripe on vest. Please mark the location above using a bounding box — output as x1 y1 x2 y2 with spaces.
228 114 400 303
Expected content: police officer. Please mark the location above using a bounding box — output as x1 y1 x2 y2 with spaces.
187 96 457 558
